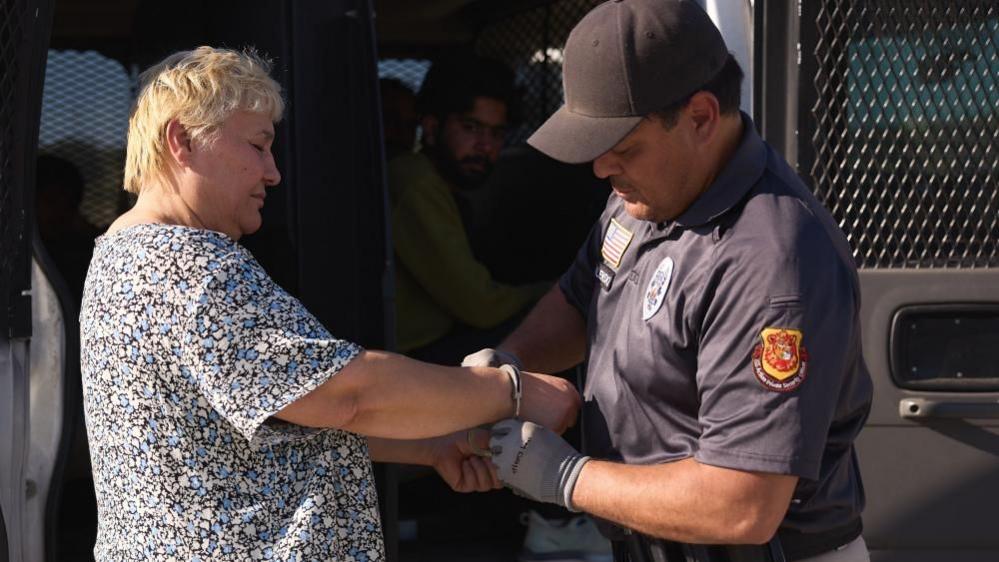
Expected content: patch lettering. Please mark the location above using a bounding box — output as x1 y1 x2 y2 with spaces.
596 263 615 291
752 328 809 392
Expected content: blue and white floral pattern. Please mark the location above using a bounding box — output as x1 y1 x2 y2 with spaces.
80 224 383 561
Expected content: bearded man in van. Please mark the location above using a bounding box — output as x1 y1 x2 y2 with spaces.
389 55 549 363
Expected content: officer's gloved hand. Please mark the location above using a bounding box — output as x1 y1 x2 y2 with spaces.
489 419 590 511
461 348 523 369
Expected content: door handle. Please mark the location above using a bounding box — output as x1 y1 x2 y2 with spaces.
899 398 999 419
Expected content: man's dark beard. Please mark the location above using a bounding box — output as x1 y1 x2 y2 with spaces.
426 143 494 191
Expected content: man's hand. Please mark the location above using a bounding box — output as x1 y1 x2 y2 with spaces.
462 348 523 369
489 419 590 510
518 372 581 434
428 429 501 493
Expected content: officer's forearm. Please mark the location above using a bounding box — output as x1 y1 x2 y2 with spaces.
571 458 797 545
499 285 587 373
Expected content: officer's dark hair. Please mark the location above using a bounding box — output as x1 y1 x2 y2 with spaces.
36 154 86 208
416 54 520 124
651 54 743 129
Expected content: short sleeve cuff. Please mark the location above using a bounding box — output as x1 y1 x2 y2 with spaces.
236 342 364 443
558 272 589 317
695 445 820 480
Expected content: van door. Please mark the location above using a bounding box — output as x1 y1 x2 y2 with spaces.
757 1 999 560
281 1 398 557
1 0 55 560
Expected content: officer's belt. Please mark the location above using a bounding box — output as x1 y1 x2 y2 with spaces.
614 535 786 562
777 517 862 561
610 518 862 562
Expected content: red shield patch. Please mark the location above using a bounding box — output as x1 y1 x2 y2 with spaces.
752 328 808 392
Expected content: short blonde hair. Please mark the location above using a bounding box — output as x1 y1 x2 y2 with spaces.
124 46 284 194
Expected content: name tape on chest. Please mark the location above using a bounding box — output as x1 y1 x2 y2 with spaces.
597 263 615 291
641 257 674 321
752 327 809 392
601 218 634 270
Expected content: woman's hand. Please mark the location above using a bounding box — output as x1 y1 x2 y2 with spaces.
428 429 501 493
518 372 582 434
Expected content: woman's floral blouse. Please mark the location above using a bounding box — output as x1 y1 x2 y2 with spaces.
81 224 383 561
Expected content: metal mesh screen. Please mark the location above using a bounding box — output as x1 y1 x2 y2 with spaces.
1 0 26 292
475 0 600 144
378 58 430 93
39 50 134 229
809 1 999 268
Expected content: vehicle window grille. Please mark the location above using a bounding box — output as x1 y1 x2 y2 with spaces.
809 1 999 268
378 58 430 95
475 0 600 145
1 0 26 299
39 50 134 229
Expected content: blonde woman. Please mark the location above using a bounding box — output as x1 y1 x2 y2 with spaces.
80 46 579 561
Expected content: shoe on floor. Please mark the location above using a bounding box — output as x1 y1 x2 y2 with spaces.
519 510 613 562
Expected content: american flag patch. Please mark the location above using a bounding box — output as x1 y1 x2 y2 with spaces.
600 218 634 269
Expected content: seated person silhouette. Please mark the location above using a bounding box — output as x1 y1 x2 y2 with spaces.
35 154 102 305
390 55 548 364
379 77 418 161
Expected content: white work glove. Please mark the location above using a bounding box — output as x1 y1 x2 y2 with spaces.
462 348 523 369
489 419 590 511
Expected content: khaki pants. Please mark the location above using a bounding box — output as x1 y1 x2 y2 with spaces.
797 536 869 562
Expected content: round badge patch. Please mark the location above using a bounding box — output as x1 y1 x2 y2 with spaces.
642 257 674 321
752 327 809 392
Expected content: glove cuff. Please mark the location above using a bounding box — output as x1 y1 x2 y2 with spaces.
496 349 524 370
560 455 591 512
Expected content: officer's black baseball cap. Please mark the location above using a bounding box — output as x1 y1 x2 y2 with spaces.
528 0 729 163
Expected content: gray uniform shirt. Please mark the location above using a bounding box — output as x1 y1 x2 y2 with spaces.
559 115 873 535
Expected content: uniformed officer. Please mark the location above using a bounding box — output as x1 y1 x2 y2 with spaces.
463 1 874 561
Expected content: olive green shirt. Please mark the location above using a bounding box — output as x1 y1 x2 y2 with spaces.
390 152 548 352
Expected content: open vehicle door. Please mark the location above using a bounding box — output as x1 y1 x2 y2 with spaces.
1 1 54 561
756 1 999 559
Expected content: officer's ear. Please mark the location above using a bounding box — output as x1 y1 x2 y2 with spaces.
420 115 439 147
685 91 721 145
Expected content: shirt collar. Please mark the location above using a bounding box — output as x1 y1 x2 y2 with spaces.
669 112 767 230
